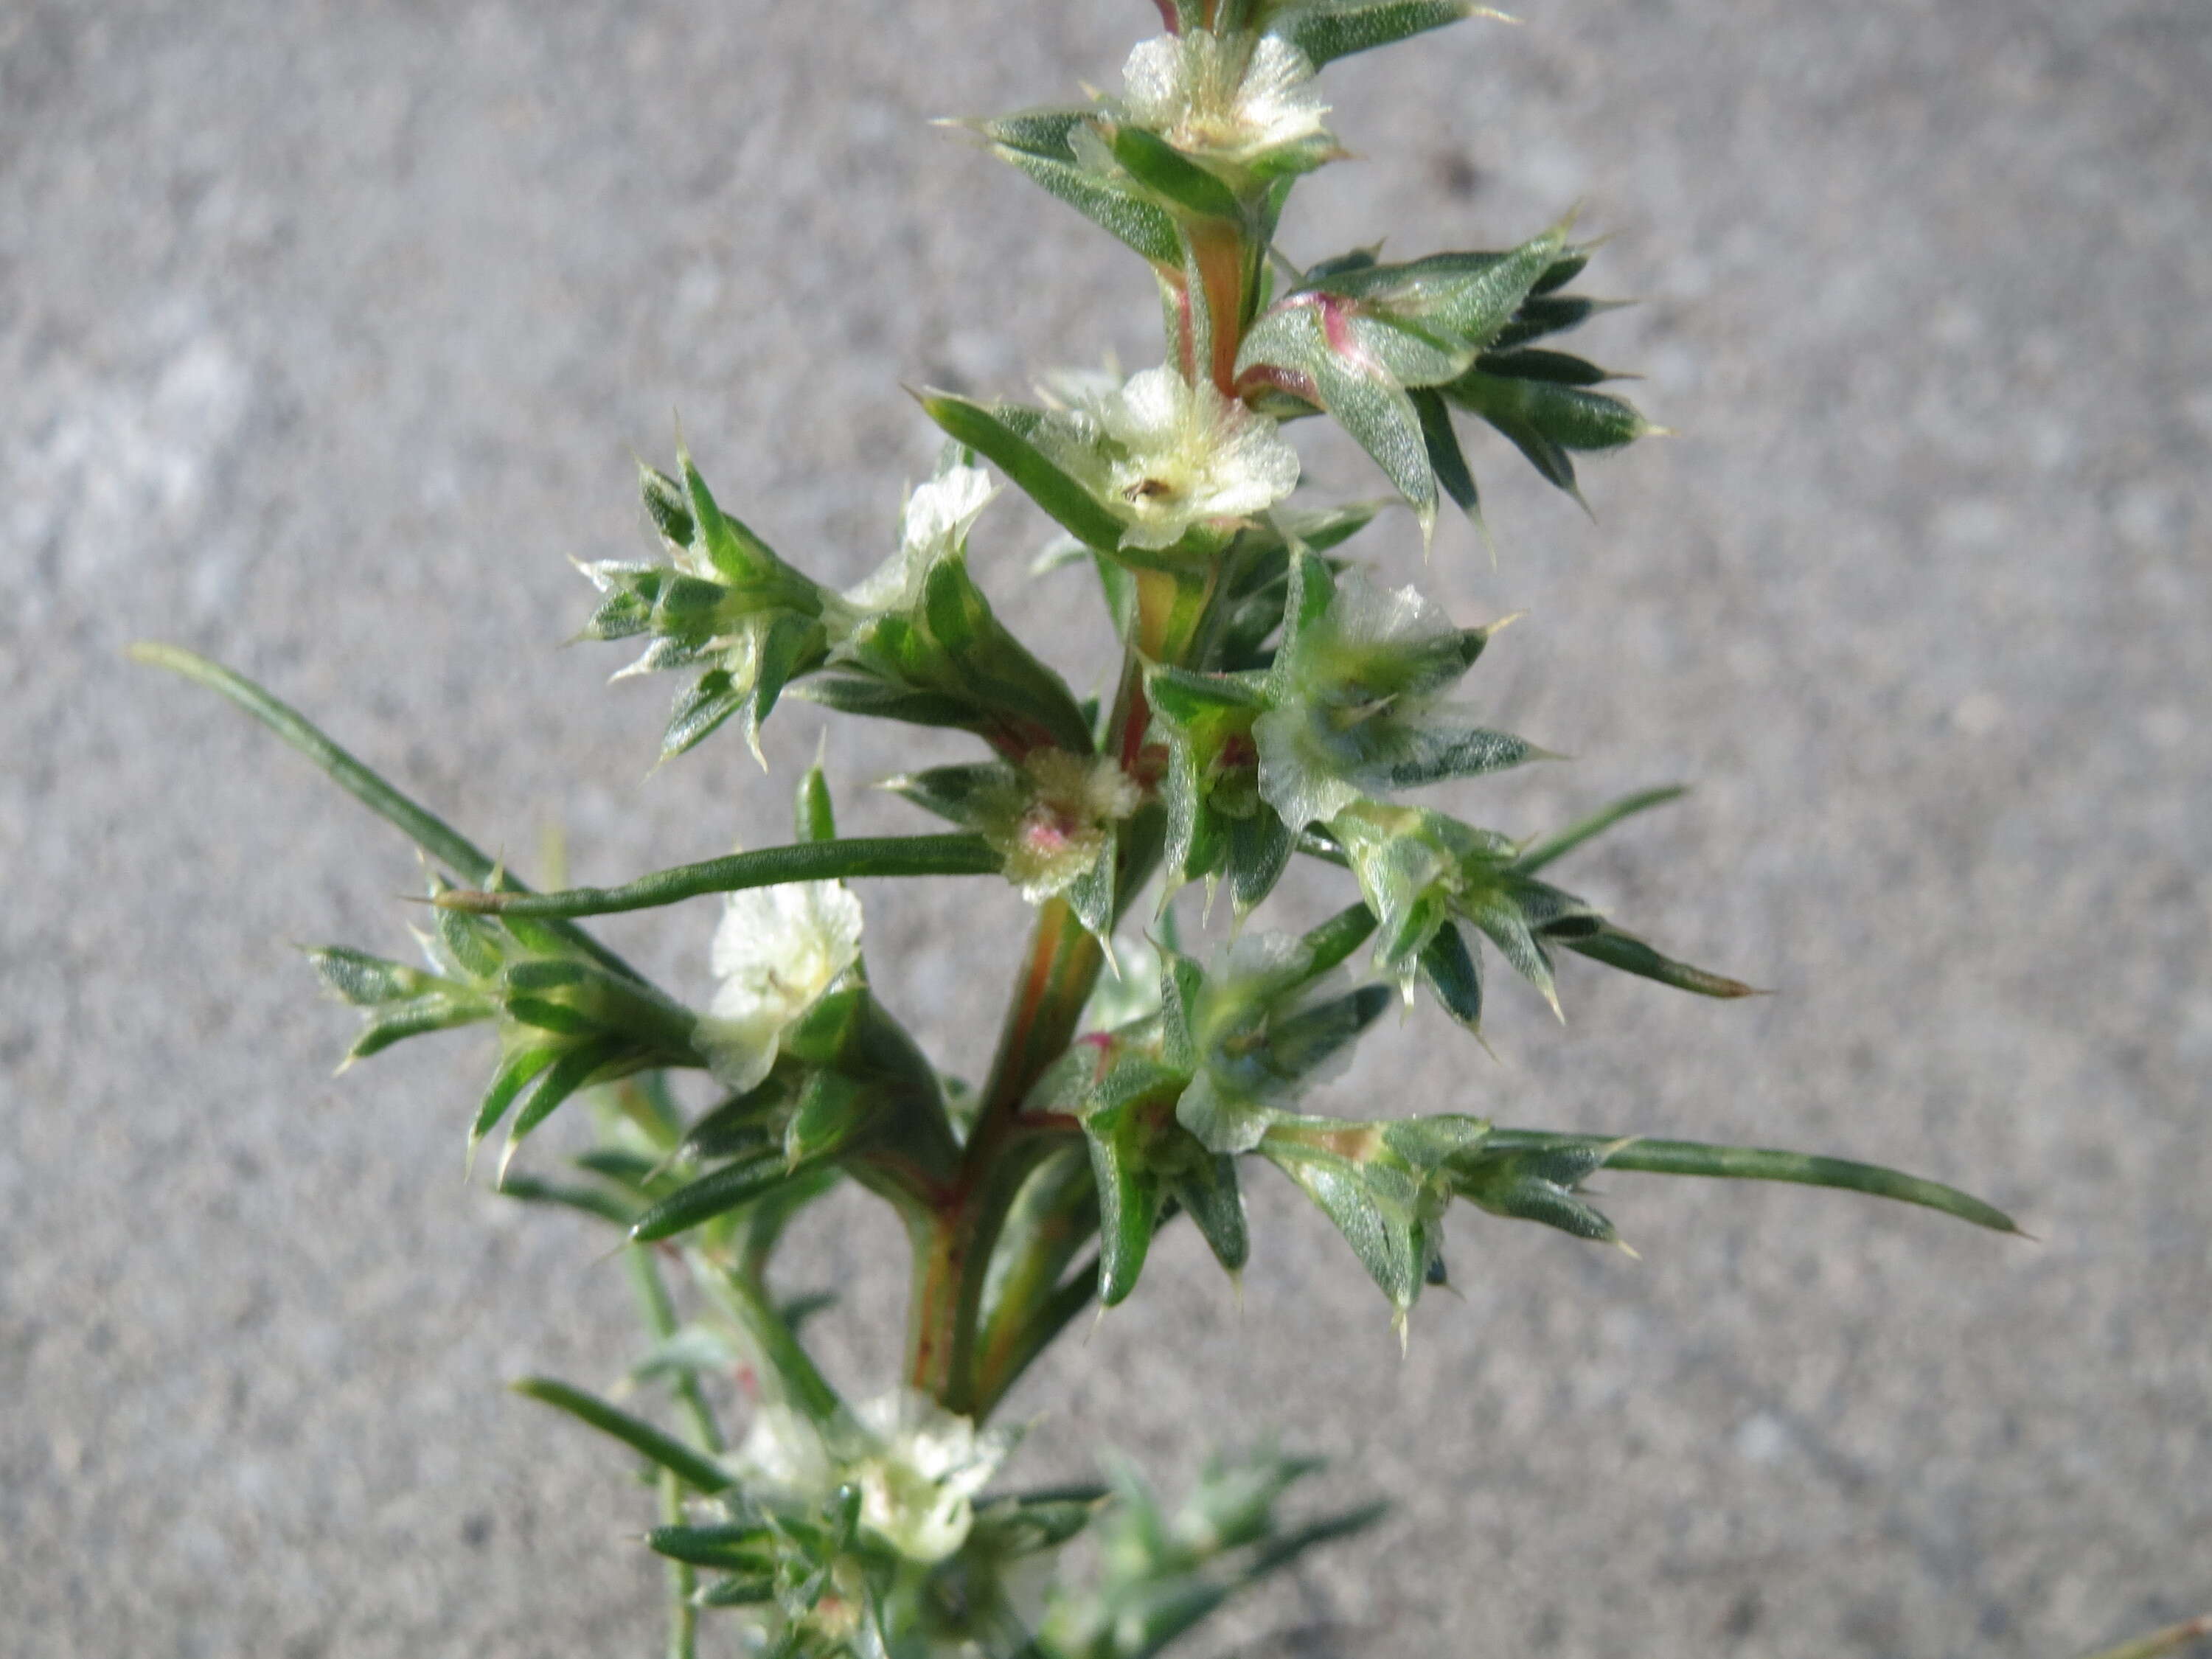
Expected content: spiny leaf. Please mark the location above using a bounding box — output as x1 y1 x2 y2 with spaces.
1558 925 1759 1000
1273 1 1498 68
128 644 645 985
495 1173 639 1228
498 1038 633 1178
630 1154 815 1244
469 1045 559 1155
917 391 1128 552
510 1377 731 1493
1512 785 1686 873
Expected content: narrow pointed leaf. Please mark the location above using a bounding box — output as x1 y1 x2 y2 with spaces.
1276 1 1492 67
470 1045 559 1150
1170 1156 1251 1274
1412 387 1482 524
1417 921 1484 1029
495 1173 639 1228
347 993 493 1060
629 1153 804 1243
501 1038 632 1165
1559 925 1758 998
129 644 645 984
917 392 1129 552
1107 122 1244 220
1512 785 1686 873
510 1377 731 1493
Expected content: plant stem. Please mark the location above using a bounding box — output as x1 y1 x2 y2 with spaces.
658 1469 698 1659
908 563 1222 1415
437 834 1001 917
625 1245 723 1454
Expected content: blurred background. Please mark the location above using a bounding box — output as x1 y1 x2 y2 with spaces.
4 1 2208 1655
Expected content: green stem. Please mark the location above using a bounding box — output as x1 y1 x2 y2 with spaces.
131 642 649 985
625 1245 723 1454
658 1469 698 1659
438 834 1001 918
971 1250 1102 1420
1483 1130 2025 1235
692 1256 852 1428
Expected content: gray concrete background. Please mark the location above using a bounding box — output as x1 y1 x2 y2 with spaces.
4 1 2208 1655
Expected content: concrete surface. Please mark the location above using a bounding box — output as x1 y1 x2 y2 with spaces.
4 1 2209 1655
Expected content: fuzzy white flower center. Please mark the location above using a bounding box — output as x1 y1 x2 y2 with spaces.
1055 366 1300 552
695 880 863 1091
844 462 998 614
1121 30 1330 163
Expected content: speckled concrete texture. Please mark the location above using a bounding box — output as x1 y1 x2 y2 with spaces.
4 2 2208 1655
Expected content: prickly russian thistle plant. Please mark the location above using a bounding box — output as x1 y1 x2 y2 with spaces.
136 3 2023 1654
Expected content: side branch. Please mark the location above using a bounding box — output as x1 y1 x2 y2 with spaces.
1485 1130 2025 1235
131 641 649 985
438 835 1001 917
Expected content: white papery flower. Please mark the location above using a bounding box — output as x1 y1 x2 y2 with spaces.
844 462 998 613
852 1390 1019 1565
731 1391 1018 1567
997 749 1143 902
1047 366 1300 552
1120 29 1331 164
693 880 863 1091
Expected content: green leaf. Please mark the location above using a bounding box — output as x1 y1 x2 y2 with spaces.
1416 921 1484 1029
1453 1139 1619 1242
970 1489 1110 1557
661 667 749 762
130 644 647 987
510 1377 731 1493
790 675 979 732
630 1154 810 1243
1412 387 1482 526
883 764 1022 832
1263 1137 1427 1311
1558 924 1760 1000
1488 292 1619 351
1107 122 1245 220
645 1523 777 1572
345 992 493 1061
1271 0 1493 67
495 1172 639 1228
981 112 1183 265
1474 347 1613 386
917 392 1131 553
1453 369 1650 455
1169 1155 1250 1275
862 542 1095 755
307 947 437 1007
639 462 695 547
782 1072 882 1168
469 1045 559 1152
1512 785 1687 873
434 835 1002 919
1235 301 1436 539
1467 897 1561 1018
498 1038 634 1175
1310 232 1565 363
1225 809 1295 917
678 448 781 587
794 762 837 845
1080 1056 1191 1307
